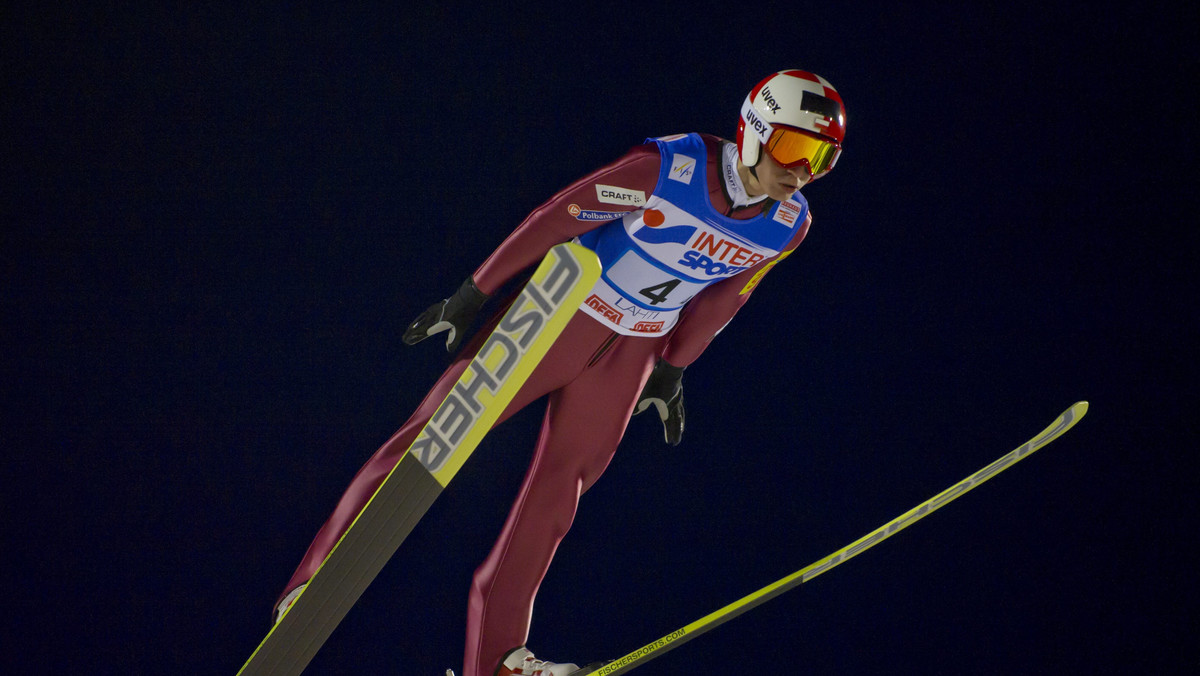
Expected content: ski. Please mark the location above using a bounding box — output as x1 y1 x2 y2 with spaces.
577 401 1089 675
238 242 602 676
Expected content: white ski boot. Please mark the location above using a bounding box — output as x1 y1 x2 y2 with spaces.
272 583 306 625
495 647 580 676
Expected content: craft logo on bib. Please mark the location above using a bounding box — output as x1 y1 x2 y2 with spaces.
595 184 646 207
668 154 696 184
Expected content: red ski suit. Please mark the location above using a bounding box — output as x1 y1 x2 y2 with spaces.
281 134 811 676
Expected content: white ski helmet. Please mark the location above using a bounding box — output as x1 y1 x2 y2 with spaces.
737 69 846 179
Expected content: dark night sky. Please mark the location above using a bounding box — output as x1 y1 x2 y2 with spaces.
4 2 1196 674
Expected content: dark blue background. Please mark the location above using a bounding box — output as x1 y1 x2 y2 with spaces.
5 2 1196 674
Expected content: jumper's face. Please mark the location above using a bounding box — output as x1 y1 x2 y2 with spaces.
748 151 811 201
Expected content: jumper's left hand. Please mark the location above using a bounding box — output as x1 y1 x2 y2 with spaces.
635 360 685 446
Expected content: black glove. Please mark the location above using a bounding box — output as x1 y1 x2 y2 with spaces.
635 360 685 446
401 277 489 352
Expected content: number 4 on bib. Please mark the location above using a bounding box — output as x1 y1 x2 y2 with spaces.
638 279 682 306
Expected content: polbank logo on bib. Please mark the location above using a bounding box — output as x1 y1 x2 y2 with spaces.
567 204 627 222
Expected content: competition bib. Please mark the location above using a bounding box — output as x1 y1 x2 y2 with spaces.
576 134 806 336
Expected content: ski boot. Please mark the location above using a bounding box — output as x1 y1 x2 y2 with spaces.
444 647 608 676
272 583 306 625
495 647 580 676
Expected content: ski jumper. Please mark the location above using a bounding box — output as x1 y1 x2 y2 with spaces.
280 133 813 676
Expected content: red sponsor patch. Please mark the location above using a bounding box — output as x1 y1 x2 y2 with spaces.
632 321 665 333
774 200 801 226
585 294 624 324
643 208 665 227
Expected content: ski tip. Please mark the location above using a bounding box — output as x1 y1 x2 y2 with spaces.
1059 401 1089 432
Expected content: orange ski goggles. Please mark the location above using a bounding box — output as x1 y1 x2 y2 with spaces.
764 127 841 176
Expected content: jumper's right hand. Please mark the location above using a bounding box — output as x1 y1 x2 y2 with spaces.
635 360 686 446
401 277 489 352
